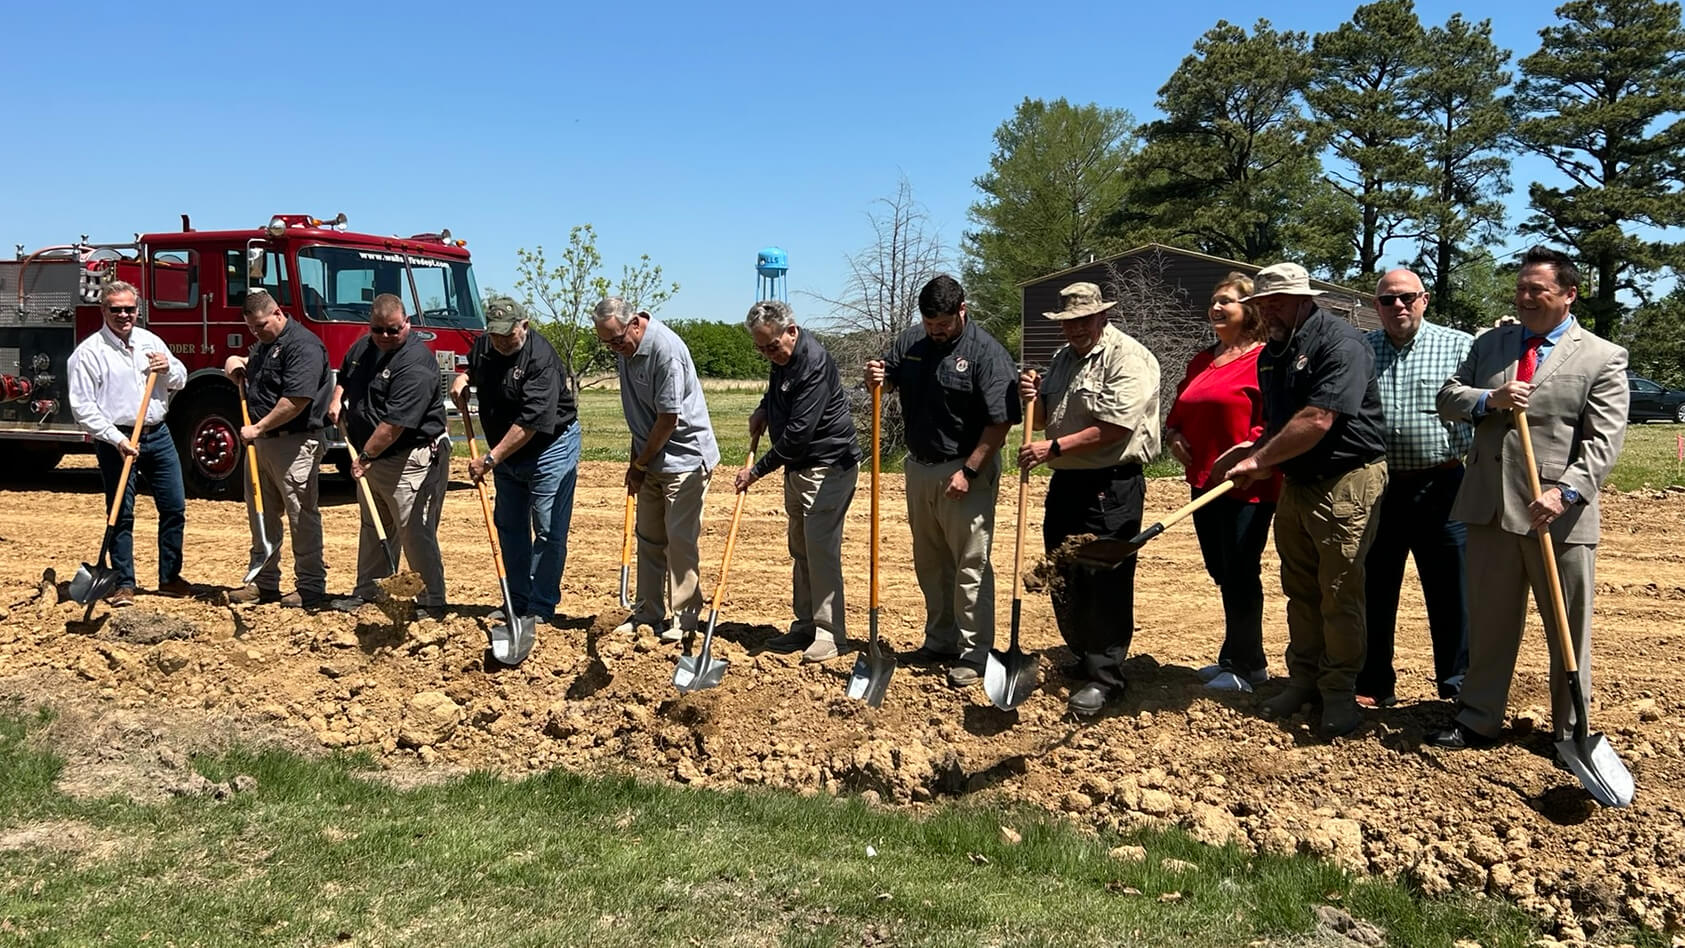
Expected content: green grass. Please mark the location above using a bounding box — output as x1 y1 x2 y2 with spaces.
0 704 1605 947
1604 421 1685 490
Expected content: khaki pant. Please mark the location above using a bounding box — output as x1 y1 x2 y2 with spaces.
784 464 858 646
1274 458 1387 695
1456 525 1595 740
355 437 449 607
904 455 1000 665
244 431 327 596
634 466 711 631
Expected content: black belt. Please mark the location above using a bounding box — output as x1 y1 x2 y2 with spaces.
125 422 164 437
1394 459 1463 476
907 452 964 466
1053 462 1143 480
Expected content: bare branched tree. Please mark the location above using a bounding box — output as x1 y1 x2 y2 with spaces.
1102 249 1210 430
804 176 951 460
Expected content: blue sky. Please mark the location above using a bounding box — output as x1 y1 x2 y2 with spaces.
1 0 1568 323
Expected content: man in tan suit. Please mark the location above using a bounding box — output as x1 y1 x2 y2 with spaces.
1428 246 1629 749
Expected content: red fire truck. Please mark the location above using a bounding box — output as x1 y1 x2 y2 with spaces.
0 213 485 498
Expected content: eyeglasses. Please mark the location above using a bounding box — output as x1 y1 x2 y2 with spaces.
106 306 138 315
599 322 637 348
370 325 404 337
1377 292 1423 307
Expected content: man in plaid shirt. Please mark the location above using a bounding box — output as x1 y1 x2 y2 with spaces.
1357 269 1473 707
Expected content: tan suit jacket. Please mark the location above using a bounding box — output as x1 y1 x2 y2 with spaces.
1436 318 1628 544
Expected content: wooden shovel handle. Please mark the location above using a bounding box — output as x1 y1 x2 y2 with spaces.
338 418 390 545
708 433 761 614
1159 478 1238 531
107 369 162 528
461 410 508 582
1011 394 1035 602
237 387 264 516
620 494 635 568
870 384 881 612
1515 410 1580 675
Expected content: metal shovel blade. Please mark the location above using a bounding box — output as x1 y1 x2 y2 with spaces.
1555 732 1635 808
69 563 97 603
618 565 631 609
983 648 1040 711
243 542 281 585
674 613 728 693
487 616 537 667
846 612 895 707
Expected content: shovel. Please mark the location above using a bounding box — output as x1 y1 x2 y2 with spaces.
618 494 635 609
984 394 1041 711
238 387 279 584
70 368 161 620
1515 410 1635 808
848 383 896 707
339 418 400 575
676 434 760 692
462 411 536 667
1076 478 1240 566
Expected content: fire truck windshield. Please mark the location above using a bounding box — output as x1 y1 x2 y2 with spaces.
295 246 484 330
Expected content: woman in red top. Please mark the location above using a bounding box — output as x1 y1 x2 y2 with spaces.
1164 272 1281 692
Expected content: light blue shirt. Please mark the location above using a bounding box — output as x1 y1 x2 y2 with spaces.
616 319 720 473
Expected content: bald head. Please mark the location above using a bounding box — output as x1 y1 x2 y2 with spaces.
1375 269 1429 346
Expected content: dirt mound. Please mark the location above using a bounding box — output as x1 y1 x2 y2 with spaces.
103 608 198 645
1 462 1683 939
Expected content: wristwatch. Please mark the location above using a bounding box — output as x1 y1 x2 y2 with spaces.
1560 486 1581 504
1049 438 1062 458
357 451 373 465
632 459 648 473
484 453 498 469
961 465 980 481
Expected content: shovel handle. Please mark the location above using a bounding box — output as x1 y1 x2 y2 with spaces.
870 383 881 612
1150 477 1238 535
1514 411 1580 675
1011 393 1035 605
707 433 760 615
107 369 163 528
620 493 636 568
238 388 264 516
338 418 390 545
462 410 509 583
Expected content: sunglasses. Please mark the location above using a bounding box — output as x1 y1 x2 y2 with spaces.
1377 292 1422 307
106 306 139 315
370 326 404 337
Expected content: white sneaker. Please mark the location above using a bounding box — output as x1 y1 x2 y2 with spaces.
1196 663 1225 683
659 622 688 644
1205 671 1255 694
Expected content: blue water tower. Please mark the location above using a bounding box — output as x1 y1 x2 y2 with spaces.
756 247 788 302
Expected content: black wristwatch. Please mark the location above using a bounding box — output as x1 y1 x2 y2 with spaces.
358 451 373 465
1049 438 1062 458
961 465 980 481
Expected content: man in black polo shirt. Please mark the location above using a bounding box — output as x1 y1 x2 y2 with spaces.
225 289 334 607
864 275 1020 688
328 293 451 617
734 300 860 663
1215 263 1389 739
450 296 581 625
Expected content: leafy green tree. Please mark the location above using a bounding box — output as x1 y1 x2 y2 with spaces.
515 224 679 391
1123 19 1340 270
1439 251 1519 333
1514 0 1685 338
1621 288 1685 386
666 319 762 379
963 97 1136 337
1306 0 1431 279
1407 14 1516 327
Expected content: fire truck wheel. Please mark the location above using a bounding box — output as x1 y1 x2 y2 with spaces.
172 389 244 499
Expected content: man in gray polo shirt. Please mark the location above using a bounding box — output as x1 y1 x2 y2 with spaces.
594 297 720 641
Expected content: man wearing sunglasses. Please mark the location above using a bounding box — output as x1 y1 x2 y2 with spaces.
1356 270 1473 711
67 281 192 606
595 296 720 643
328 294 450 618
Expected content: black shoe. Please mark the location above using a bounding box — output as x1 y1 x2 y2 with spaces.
1425 723 1499 750
1068 682 1120 717
1059 658 1089 680
1320 694 1363 739
903 646 961 667
764 630 813 654
1261 685 1316 719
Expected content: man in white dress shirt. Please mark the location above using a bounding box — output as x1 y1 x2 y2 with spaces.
67 281 191 606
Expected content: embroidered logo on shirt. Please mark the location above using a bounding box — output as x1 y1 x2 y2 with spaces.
381 368 391 379
955 358 969 373
1294 354 1308 371
780 380 791 392
513 368 525 380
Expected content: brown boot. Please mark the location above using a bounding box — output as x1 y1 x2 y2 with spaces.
227 584 281 605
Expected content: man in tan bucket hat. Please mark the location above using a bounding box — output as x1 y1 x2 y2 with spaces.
1212 262 1389 740
1018 282 1159 715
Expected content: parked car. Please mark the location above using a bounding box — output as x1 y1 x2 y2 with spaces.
1627 375 1685 423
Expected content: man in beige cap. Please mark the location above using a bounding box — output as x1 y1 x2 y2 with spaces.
1018 282 1160 715
1213 262 1389 740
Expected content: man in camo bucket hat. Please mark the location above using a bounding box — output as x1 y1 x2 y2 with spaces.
448 295 582 625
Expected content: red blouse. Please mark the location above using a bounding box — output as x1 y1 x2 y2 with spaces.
1164 346 1281 504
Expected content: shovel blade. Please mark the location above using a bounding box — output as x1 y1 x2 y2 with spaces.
983 648 1040 711
674 653 728 692
1554 732 1636 808
618 566 632 609
487 616 537 666
846 647 897 708
69 563 96 603
243 543 281 585
1073 536 1146 569
72 563 121 607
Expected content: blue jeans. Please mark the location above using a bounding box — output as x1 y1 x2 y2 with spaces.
1190 490 1275 674
1359 464 1470 699
93 424 186 589
491 421 580 620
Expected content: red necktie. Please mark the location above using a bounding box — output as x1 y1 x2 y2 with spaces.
1517 334 1546 383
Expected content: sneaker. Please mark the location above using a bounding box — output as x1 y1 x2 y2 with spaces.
904 646 961 667
1069 681 1121 716
1195 663 1225 683
155 577 195 598
946 662 984 688
1205 671 1254 694
612 615 660 636
1199 662 1268 686
331 595 371 613
227 584 281 606
107 587 135 608
801 639 846 663
659 622 688 644
415 605 446 622
765 630 814 654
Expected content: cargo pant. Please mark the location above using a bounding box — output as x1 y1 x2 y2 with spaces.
245 430 327 599
1273 458 1387 697
783 463 858 647
632 466 711 632
903 454 1000 666
353 435 449 608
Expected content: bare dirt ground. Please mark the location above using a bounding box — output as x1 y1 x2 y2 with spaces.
2 458 1683 941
